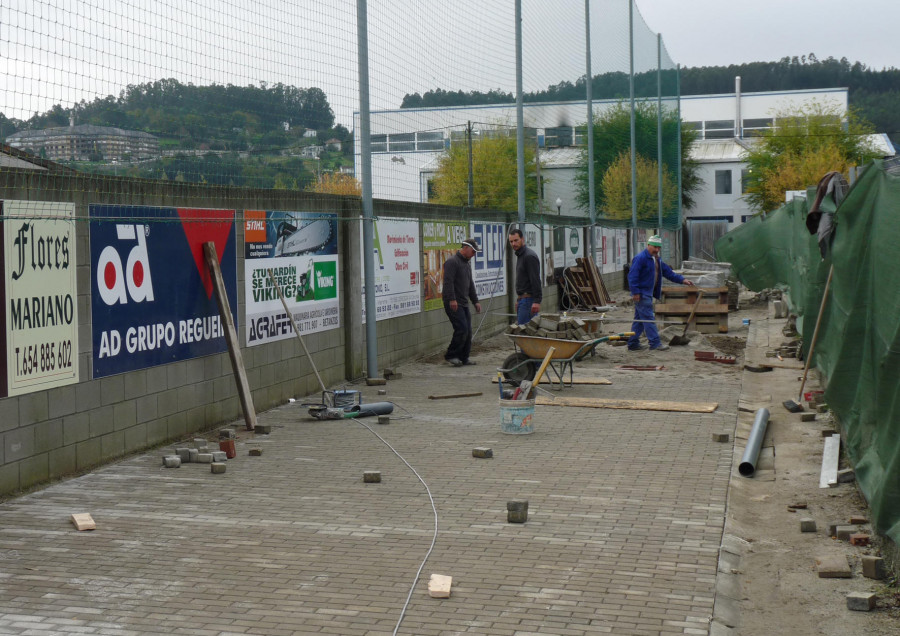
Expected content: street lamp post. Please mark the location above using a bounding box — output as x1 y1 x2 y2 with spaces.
555 197 562 215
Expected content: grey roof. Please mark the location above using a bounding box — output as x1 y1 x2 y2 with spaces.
8 124 156 141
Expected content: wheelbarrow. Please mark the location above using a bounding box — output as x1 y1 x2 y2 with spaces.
499 332 634 389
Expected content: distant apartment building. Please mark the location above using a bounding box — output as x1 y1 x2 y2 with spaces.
6 122 159 162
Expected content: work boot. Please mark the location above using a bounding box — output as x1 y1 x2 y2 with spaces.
650 344 670 351
462 360 476 366
627 344 648 352
446 358 463 367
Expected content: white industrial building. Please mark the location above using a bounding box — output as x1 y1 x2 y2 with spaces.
354 84 894 255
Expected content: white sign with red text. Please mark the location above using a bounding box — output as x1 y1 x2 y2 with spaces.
361 218 421 322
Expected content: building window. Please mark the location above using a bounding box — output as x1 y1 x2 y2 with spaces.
388 133 415 152
741 169 751 194
426 179 437 202
715 170 732 195
545 126 574 148
705 119 735 139
371 134 387 152
742 118 772 137
416 131 444 151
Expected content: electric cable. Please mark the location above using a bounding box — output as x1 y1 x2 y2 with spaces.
350 415 438 636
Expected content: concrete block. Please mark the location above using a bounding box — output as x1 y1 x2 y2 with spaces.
366 378 387 386
211 451 227 462
712 432 730 443
800 518 816 533
196 453 213 464
176 448 191 463
507 500 528 523
816 554 851 578
210 462 226 474
836 525 856 541
472 447 493 458
849 516 869 524
364 471 381 483
163 456 181 468
188 448 199 463
817 403 829 413
218 428 235 439
377 416 390 425
801 413 816 422
249 448 263 457
862 555 887 580
377 389 387 396
846 592 876 611
849 533 870 546
193 438 208 449
254 425 272 435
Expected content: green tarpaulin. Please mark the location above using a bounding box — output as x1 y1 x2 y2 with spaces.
716 158 900 545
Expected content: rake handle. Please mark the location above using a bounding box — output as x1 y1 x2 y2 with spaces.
797 265 834 402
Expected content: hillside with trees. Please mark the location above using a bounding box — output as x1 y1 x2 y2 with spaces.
0 79 353 187
401 56 900 144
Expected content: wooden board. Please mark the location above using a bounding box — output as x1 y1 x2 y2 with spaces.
535 395 717 413
428 392 483 400
205 243 257 431
494 377 611 385
654 303 729 314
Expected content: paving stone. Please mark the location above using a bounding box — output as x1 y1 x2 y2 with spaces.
210 462 226 474
507 500 528 523
816 554 852 578
472 447 493 458
249 448 263 456
196 453 213 464
836 525 855 541
175 447 191 462
188 448 199 462
862 556 887 580
799 518 816 533
211 451 227 462
255 424 272 434
193 438 208 449
363 471 381 483
163 456 181 469
847 592 876 611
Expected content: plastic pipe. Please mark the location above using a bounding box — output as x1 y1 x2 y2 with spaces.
739 408 770 477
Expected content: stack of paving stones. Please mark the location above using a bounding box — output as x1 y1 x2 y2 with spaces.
505 313 592 341
161 433 231 474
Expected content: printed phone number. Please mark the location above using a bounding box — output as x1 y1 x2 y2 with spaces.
15 340 74 378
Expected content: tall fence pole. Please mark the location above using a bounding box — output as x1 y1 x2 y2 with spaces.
585 0 596 263
357 0 378 379
657 33 663 233
515 0 526 224
628 0 637 259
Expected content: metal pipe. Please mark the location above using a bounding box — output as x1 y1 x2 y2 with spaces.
585 0 596 262
357 0 378 378
345 402 395 418
515 0 526 224
739 408 770 476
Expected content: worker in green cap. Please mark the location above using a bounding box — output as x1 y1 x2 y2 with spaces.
627 234 694 351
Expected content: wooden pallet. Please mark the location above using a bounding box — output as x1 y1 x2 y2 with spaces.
563 258 612 308
656 286 729 333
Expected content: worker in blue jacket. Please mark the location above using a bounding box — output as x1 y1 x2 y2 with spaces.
627 235 694 351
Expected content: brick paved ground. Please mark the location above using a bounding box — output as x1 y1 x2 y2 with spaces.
0 328 742 635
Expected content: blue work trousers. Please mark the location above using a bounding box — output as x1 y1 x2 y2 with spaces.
444 303 473 362
627 296 660 349
516 297 537 325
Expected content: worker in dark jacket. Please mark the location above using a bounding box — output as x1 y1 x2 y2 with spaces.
442 238 482 366
627 235 694 351
508 228 542 324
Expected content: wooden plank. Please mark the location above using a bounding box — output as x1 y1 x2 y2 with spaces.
820 434 841 488
654 303 729 314
493 377 611 385
428 573 453 598
759 362 805 371
428 392 483 400
204 242 257 431
535 395 717 413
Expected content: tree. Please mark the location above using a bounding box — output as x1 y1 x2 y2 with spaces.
573 101 700 221
306 172 361 196
430 129 537 211
601 152 677 221
742 103 880 212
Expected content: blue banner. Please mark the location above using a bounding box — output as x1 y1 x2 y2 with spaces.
90 205 237 378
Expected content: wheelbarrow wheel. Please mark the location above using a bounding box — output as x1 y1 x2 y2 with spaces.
501 352 536 386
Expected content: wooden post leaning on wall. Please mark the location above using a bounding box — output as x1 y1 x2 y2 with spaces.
203 241 257 431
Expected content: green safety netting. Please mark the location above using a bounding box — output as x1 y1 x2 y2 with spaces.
715 158 900 545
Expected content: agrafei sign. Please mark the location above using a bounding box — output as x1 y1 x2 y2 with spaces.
89 205 237 378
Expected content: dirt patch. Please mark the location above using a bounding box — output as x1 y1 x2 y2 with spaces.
707 334 747 357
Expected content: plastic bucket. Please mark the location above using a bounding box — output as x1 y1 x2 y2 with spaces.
499 398 535 434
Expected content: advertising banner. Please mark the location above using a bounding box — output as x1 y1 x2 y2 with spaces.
361 218 420 322
90 205 237 378
244 210 339 346
469 222 506 300
2 201 79 397
422 220 467 311
523 223 544 285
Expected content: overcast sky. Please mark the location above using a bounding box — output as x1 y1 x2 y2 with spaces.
636 0 899 71
1 0 896 129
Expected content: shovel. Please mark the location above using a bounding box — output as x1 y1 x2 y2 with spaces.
670 289 703 346
517 346 555 400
